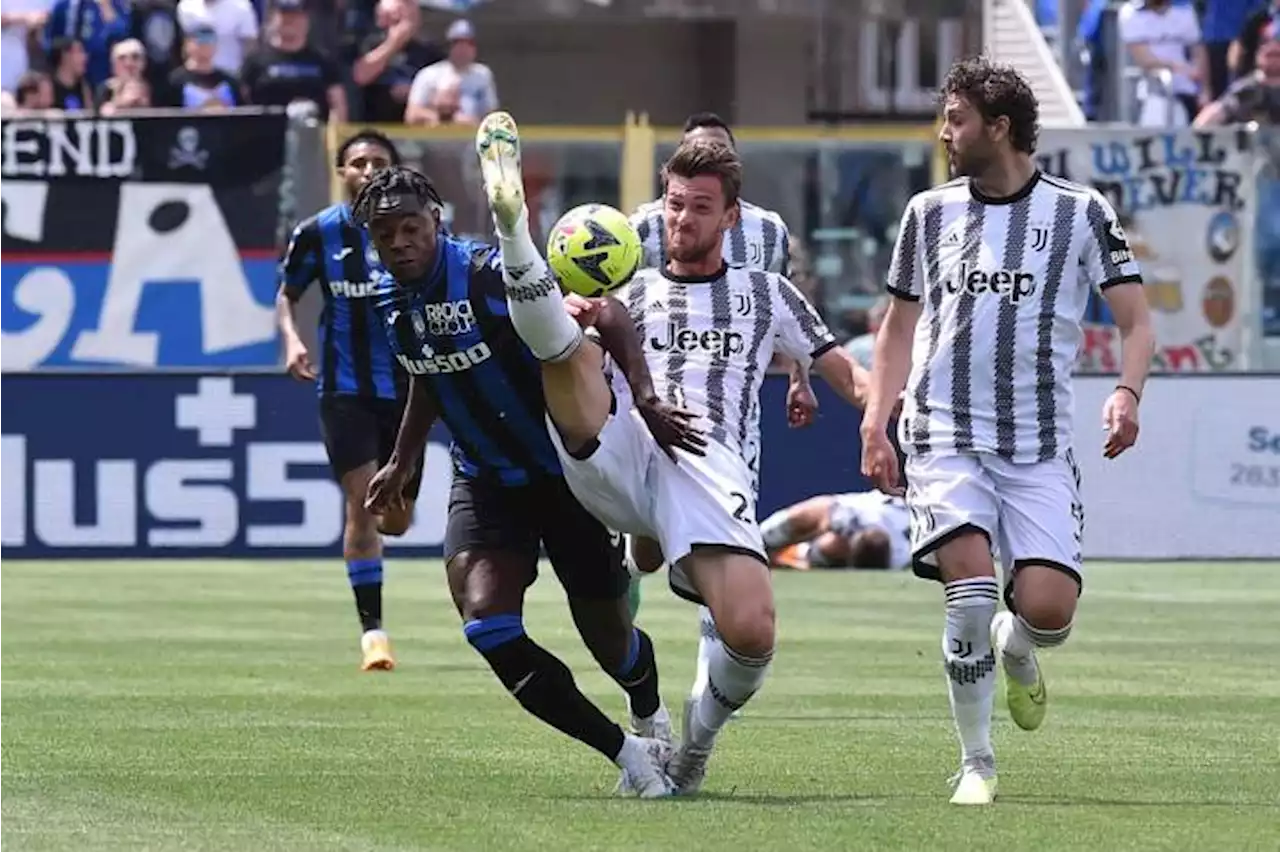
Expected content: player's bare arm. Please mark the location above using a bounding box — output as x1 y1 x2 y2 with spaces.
276 222 319 382
809 346 871 411
275 286 316 381
366 376 438 513
585 296 708 460
1100 282 1155 459
860 296 921 494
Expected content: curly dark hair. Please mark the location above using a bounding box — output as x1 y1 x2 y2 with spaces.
335 129 401 168
940 56 1040 155
351 165 445 225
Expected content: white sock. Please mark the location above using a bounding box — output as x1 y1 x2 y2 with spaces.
691 606 717 698
1003 613 1072 686
494 207 582 362
759 510 795 549
942 578 999 764
689 641 772 748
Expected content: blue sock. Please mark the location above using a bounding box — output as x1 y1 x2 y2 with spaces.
613 627 660 719
347 558 383 633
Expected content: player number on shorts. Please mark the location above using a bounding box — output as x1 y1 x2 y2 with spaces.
728 490 751 522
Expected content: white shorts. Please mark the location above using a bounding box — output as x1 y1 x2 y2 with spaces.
904 450 1085 591
546 403 765 605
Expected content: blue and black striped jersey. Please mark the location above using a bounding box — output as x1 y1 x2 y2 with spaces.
279 203 402 399
373 236 563 486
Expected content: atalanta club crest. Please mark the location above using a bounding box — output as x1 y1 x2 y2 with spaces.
411 310 427 339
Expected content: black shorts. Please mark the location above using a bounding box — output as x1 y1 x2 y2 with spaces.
318 394 424 500
443 472 630 601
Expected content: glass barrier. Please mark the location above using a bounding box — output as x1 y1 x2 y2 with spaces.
333 125 623 247
651 129 937 340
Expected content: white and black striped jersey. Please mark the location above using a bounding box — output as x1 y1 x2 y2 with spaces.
888 172 1143 464
630 198 792 274
829 491 912 570
611 265 836 462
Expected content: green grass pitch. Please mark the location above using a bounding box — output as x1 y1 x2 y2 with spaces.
3 560 1278 851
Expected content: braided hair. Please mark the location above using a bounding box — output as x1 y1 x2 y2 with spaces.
351 165 445 226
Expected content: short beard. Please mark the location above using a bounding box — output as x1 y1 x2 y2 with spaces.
667 235 719 266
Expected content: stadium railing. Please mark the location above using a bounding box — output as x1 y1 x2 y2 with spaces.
322 115 944 338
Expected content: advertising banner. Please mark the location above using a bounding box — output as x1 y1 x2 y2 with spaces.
0 374 872 559
5 372 1273 561
1 113 287 371
1038 127 1258 372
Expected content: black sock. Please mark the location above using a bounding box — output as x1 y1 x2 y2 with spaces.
465 615 625 760
346 559 383 632
613 628 660 719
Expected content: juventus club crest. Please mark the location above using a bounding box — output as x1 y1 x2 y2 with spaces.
1030 224 1049 252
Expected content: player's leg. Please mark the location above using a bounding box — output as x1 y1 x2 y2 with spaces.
906 453 1002 805
669 547 776 794
643 444 777 794
445 473 674 798
537 480 671 744
318 395 394 670
476 111 585 363
986 452 1085 733
475 111 619 458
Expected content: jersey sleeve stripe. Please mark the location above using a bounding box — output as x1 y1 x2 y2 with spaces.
1099 273 1143 290
774 275 833 348
1084 197 1122 282
886 284 921 302
888 204 921 297
810 339 838 360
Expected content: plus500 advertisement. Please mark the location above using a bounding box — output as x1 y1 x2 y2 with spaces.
5 374 1276 561
0 374 872 559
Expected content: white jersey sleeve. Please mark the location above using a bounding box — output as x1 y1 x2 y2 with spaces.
769 273 837 363
886 197 925 301
1079 191 1144 292
629 201 665 270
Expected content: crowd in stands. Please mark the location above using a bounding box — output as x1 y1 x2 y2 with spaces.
1057 0 1280 127
0 0 498 122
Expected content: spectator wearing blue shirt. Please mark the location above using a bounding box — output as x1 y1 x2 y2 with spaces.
44 0 130 89
1203 0 1265 98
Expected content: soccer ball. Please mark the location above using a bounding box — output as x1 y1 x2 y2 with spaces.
545 204 643 297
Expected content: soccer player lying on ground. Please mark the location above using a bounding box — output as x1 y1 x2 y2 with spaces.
761 490 912 572
625 111 819 709
860 57 1154 805
276 129 423 671
358 167 699 798
475 111 871 794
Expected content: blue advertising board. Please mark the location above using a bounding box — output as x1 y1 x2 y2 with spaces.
0 373 870 559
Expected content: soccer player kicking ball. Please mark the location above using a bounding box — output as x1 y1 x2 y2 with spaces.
860 58 1155 805
626 112 818 711
358 167 692 798
277 130 424 671
475 110 871 794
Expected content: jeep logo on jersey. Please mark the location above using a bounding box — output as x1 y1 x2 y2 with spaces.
420 300 476 336
945 263 1037 303
649 323 745 358
328 280 379 299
